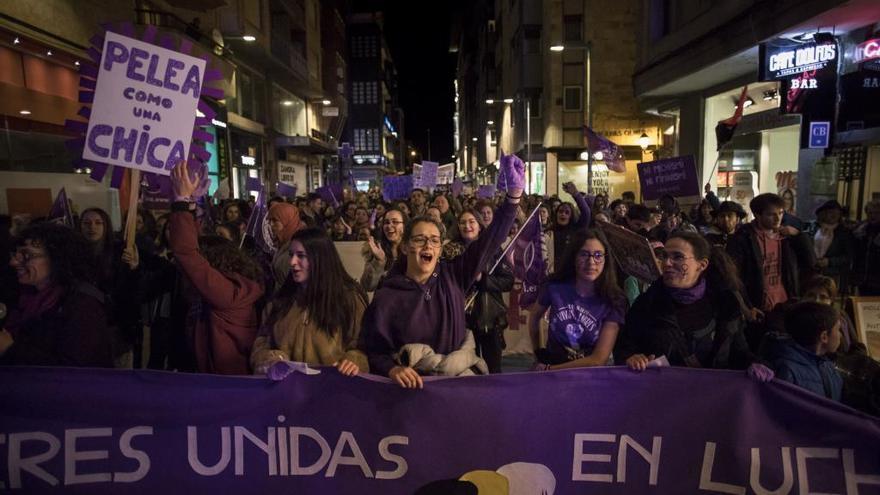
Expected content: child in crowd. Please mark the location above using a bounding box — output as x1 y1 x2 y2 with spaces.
761 301 843 402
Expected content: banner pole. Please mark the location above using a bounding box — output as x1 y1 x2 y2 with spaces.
487 201 542 276
124 169 141 251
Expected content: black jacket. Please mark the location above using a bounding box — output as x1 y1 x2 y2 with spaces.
466 260 514 332
805 222 855 290
725 223 814 310
1 283 114 367
614 280 754 369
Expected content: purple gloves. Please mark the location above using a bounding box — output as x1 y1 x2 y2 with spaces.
497 153 525 194
747 363 775 383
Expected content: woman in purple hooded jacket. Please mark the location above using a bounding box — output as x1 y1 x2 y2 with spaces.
360 155 525 388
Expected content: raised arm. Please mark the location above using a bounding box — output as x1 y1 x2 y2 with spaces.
450 154 525 290
564 182 592 228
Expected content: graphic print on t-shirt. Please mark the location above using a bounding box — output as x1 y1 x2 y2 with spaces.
551 304 599 349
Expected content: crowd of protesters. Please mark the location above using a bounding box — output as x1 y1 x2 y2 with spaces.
1 156 879 416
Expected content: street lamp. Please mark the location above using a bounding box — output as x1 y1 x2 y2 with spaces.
639 132 650 150
550 41 593 193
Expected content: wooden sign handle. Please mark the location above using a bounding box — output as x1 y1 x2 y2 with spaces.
124 169 141 251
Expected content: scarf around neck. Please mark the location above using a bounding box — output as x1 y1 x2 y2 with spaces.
666 277 707 305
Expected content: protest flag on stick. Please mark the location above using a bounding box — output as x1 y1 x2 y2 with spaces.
583 127 627 173
47 188 75 228
715 85 748 151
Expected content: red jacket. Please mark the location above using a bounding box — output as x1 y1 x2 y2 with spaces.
169 211 264 374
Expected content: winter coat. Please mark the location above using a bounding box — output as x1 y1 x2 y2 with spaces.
466 259 515 333
725 223 814 310
250 295 368 373
1 283 113 367
760 332 842 401
615 279 754 369
169 210 264 374
805 222 855 291
361 200 518 376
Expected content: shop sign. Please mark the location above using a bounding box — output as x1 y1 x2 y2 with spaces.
760 37 837 81
854 38 880 64
322 106 339 117
808 122 831 148
241 155 256 166
83 31 206 175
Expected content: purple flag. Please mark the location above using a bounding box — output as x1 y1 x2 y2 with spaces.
245 176 262 193
47 188 74 228
509 209 546 308
276 182 297 198
451 177 463 198
243 187 274 254
316 184 343 207
584 126 626 173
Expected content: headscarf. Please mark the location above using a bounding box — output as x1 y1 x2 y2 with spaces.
268 203 303 245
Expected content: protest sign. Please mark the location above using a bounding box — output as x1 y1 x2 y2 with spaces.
637 155 700 203
47 188 74 227
451 177 463 197
2 366 879 494
477 184 496 199
315 184 343 207
598 222 661 282
141 175 172 211
437 163 455 185
82 31 207 176
852 296 880 359
417 161 439 190
382 175 414 202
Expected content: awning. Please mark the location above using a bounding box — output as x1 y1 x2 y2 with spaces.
275 135 337 154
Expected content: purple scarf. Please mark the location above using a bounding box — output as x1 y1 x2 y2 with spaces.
666 277 707 305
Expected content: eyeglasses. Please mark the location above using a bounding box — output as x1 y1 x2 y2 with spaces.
409 235 442 248
577 251 606 263
383 219 404 226
11 249 47 263
656 251 694 263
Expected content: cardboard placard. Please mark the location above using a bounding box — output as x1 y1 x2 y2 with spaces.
598 222 662 283
637 155 700 203
851 296 880 360
83 31 206 175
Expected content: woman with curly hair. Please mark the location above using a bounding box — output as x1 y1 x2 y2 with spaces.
251 228 369 375
0 223 113 367
361 208 409 291
169 162 265 374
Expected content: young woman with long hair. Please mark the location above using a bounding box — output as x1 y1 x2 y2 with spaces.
252 228 368 375
360 155 525 388
528 229 626 370
616 231 755 370
360 208 409 291
551 182 593 273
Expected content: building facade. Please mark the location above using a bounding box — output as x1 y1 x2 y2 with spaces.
456 0 668 200
345 12 404 189
0 0 342 219
634 0 880 219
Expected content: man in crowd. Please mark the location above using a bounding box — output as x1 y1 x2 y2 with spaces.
855 200 880 296
299 193 324 228
704 201 746 248
410 188 428 217
726 193 814 330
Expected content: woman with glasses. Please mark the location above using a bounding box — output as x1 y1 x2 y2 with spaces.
252 228 368 376
361 208 410 292
616 231 754 371
528 229 626 370
1 223 113 367
361 155 525 388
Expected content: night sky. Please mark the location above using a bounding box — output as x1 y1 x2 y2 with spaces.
352 0 465 164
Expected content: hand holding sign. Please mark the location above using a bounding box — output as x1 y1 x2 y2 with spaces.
498 154 525 197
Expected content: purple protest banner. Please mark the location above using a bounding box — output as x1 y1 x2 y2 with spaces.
47 188 74 228
636 155 700 203
245 177 262 193
382 176 397 202
477 184 496 199
2 366 879 494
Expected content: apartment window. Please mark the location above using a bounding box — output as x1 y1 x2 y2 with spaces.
563 86 582 112
352 81 378 104
564 15 582 42
353 128 380 151
529 93 542 119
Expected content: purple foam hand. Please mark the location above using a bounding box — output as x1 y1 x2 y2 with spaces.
498 154 525 193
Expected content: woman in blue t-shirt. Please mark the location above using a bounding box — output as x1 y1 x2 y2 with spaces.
528 229 626 370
